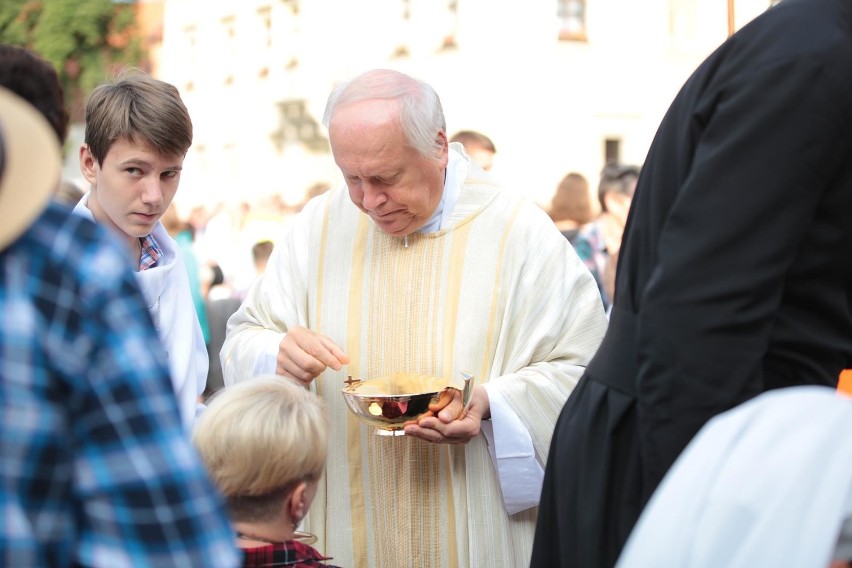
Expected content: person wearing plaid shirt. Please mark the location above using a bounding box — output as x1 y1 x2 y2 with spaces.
0 200 241 567
193 377 339 568
241 540 337 567
1 63 237 568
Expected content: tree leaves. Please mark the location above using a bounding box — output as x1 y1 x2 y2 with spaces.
0 0 144 121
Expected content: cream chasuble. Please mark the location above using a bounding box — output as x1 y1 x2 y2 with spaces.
222 154 607 567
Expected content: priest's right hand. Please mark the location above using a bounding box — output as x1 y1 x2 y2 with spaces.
277 326 349 386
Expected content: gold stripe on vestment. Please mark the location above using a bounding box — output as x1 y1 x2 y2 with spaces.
442 221 474 568
363 230 448 567
346 213 371 566
480 202 523 384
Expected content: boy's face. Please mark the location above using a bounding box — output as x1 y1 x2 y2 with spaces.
79 137 183 247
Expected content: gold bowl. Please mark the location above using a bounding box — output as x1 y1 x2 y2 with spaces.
341 372 474 435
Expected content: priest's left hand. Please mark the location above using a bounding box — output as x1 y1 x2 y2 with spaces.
403 385 490 444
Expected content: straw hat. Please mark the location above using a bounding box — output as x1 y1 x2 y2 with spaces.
0 86 61 252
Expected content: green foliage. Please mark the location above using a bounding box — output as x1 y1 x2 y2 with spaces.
0 0 144 119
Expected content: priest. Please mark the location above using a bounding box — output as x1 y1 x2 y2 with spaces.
221 68 608 568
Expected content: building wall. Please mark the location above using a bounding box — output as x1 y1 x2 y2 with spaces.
136 0 165 75
159 0 772 211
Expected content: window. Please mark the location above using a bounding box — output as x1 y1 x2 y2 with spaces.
220 15 237 86
181 24 197 92
558 0 587 41
256 6 272 78
392 0 412 58
442 0 459 49
258 6 272 49
604 138 621 164
271 100 327 153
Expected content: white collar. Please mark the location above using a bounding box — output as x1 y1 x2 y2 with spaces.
417 145 466 233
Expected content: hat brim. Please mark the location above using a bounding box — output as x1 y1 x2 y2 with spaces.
0 86 61 252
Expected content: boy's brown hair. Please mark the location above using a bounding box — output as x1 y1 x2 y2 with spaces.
84 70 192 163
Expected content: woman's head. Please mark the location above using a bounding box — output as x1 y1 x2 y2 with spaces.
549 172 594 224
193 375 329 523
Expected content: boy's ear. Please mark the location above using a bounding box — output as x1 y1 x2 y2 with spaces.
287 481 310 525
79 144 98 185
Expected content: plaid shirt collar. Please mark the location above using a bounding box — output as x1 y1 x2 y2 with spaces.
240 539 337 566
138 233 163 271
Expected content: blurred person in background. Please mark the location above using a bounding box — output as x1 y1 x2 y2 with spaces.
162 203 211 346
296 180 332 212
0 44 68 146
201 239 276 400
0 44 83 206
74 70 208 430
0 85 239 568
55 178 85 206
548 172 596 245
449 129 497 172
203 201 254 293
204 287 242 401
188 203 213 236
251 239 274 280
571 162 640 311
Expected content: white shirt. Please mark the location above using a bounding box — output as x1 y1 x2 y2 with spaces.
73 194 208 431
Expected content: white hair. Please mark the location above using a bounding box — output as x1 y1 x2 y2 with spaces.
322 68 446 160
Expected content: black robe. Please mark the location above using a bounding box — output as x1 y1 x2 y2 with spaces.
531 0 852 565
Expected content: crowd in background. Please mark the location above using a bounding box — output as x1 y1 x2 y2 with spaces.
158 183 331 399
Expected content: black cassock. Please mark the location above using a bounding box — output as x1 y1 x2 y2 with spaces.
531 0 852 565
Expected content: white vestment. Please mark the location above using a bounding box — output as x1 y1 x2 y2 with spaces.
617 386 852 568
222 148 607 567
74 195 208 430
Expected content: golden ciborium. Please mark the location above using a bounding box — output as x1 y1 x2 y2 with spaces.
342 372 474 436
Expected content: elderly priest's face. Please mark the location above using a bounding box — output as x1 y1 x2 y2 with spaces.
329 98 449 237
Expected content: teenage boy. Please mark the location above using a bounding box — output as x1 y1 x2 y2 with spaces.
0 85 239 568
75 71 207 429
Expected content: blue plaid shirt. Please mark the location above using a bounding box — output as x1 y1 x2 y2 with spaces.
0 203 239 568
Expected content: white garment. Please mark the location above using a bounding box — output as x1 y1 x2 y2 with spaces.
617 386 852 568
226 147 544 511
222 147 607 567
74 195 208 430
412 146 546 511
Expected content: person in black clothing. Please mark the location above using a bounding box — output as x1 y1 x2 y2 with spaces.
532 0 852 565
